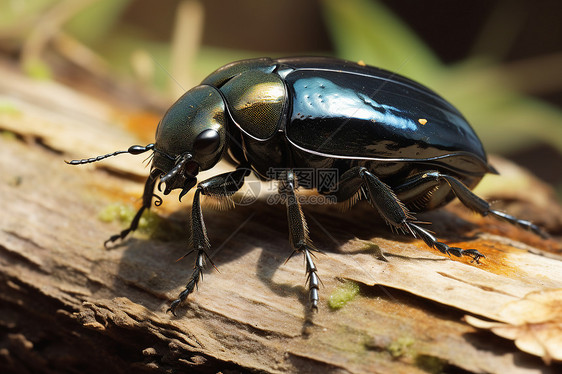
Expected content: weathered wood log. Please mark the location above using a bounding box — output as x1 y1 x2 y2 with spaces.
1 62 561 373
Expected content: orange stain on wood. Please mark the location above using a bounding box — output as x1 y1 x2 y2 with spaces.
123 111 161 143
412 239 521 277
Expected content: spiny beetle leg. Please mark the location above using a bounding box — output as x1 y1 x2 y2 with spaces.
168 187 210 315
338 167 485 263
407 222 485 263
168 169 249 314
104 208 144 247
489 210 548 239
105 169 160 247
414 172 548 238
281 170 320 310
303 246 320 310
168 248 209 315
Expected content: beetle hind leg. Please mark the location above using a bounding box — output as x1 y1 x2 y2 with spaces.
335 167 485 262
405 222 485 263
440 174 547 238
396 171 547 238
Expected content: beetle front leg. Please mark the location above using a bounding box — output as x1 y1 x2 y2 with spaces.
105 169 161 247
336 167 485 262
280 170 321 311
167 168 250 315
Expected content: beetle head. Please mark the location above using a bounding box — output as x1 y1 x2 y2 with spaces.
152 85 227 199
67 85 227 201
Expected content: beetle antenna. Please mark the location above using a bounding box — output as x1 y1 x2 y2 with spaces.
66 144 155 165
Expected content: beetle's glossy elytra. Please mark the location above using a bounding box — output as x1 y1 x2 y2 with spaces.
69 57 546 314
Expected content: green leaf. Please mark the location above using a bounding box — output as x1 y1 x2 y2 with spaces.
322 0 562 155
322 0 441 82
64 0 132 44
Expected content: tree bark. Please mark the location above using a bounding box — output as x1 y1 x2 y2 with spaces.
1 63 562 374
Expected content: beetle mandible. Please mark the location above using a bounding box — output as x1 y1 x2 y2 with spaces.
69 57 547 314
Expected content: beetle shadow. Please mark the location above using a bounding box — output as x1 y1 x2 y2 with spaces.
110 200 311 317
110 198 355 325
299 201 481 254
111 203 259 313
111 197 482 325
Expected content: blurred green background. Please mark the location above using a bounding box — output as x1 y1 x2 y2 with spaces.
1 0 561 195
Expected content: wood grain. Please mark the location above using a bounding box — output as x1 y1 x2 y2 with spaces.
1 63 561 373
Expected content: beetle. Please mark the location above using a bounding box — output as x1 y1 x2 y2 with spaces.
68 57 546 314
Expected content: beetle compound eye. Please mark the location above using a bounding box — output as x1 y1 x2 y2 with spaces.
193 129 220 154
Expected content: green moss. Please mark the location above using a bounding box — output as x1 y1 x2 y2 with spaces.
328 281 360 310
23 58 52 80
323 325 374 357
98 203 134 223
387 336 415 358
0 102 21 116
1 130 18 140
138 210 161 235
98 203 160 235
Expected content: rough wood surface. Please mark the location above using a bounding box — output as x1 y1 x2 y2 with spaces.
1 62 562 374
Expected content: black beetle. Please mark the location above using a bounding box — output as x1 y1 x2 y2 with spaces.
69 57 546 314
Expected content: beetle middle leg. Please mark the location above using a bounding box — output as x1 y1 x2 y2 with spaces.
167 168 250 315
280 170 321 311
335 167 485 262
